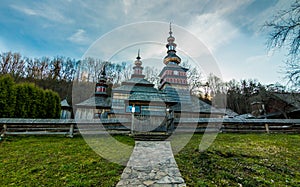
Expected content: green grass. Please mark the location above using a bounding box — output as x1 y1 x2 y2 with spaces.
0 134 299 186
175 134 300 187
0 135 134 187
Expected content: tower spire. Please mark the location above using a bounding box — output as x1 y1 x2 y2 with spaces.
163 23 181 65
137 49 141 60
169 22 172 36
131 49 145 78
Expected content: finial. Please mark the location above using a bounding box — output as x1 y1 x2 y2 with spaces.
169 22 172 36
100 62 107 78
137 49 141 60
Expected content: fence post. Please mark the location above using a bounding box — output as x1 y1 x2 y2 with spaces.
1 124 7 138
68 124 74 138
265 123 270 134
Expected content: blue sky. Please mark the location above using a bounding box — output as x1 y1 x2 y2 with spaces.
0 0 292 84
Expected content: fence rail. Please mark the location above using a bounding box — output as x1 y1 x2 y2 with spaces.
1 118 300 137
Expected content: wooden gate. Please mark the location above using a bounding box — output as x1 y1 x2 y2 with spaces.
133 115 166 132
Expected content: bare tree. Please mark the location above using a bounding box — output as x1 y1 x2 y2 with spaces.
187 67 204 96
264 0 300 85
48 57 65 80
144 66 160 88
207 73 225 97
121 63 132 82
0 52 25 79
60 58 76 82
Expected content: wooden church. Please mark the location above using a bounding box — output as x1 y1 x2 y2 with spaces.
75 25 224 131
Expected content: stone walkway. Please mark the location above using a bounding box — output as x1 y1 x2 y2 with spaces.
116 141 186 187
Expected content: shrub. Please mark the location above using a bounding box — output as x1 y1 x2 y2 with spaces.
0 75 16 117
0 75 61 118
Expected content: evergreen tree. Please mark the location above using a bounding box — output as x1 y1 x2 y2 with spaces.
0 75 16 117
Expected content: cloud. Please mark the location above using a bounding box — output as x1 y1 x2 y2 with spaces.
245 54 269 64
11 5 37 16
1 0 286 84
123 0 133 15
187 14 239 52
10 3 73 24
68 29 90 45
235 0 293 35
185 0 253 52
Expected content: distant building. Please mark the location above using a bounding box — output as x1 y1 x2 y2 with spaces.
251 92 300 119
60 99 72 119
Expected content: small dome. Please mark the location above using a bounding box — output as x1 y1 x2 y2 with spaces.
134 50 142 66
135 58 142 66
167 35 175 43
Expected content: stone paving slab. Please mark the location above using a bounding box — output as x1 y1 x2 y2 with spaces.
116 141 186 187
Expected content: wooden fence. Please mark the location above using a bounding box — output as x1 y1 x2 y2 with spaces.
0 118 130 137
175 118 300 133
1 118 300 137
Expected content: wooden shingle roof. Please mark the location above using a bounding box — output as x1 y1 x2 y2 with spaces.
76 96 111 108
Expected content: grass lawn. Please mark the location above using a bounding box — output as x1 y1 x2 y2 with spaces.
0 133 299 186
175 133 300 186
0 135 134 187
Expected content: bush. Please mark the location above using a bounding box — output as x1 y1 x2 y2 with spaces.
0 75 16 117
0 75 61 118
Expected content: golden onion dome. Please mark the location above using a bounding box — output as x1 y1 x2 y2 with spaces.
163 52 181 65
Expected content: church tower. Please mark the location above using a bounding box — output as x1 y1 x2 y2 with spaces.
159 23 189 91
95 64 108 97
131 50 145 79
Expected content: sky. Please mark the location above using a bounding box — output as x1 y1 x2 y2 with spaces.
0 0 292 85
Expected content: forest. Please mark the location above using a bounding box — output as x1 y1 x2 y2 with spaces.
0 51 293 116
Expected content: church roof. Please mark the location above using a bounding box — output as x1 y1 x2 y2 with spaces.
76 96 111 108
171 96 224 114
111 109 165 116
128 92 165 102
161 86 191 103
113 77 158 93
61 99 71 108
113 84 158 93
122 77 154 86
195 98 224 114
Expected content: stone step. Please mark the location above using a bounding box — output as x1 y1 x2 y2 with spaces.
116 141 186 187
133 133 171 141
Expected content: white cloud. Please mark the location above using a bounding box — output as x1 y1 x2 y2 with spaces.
187 14 239 52
185 0 252 52
10 4 73 24
123 0 133 15
68 29 90 44
11 5 37 16
245 54 269 64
